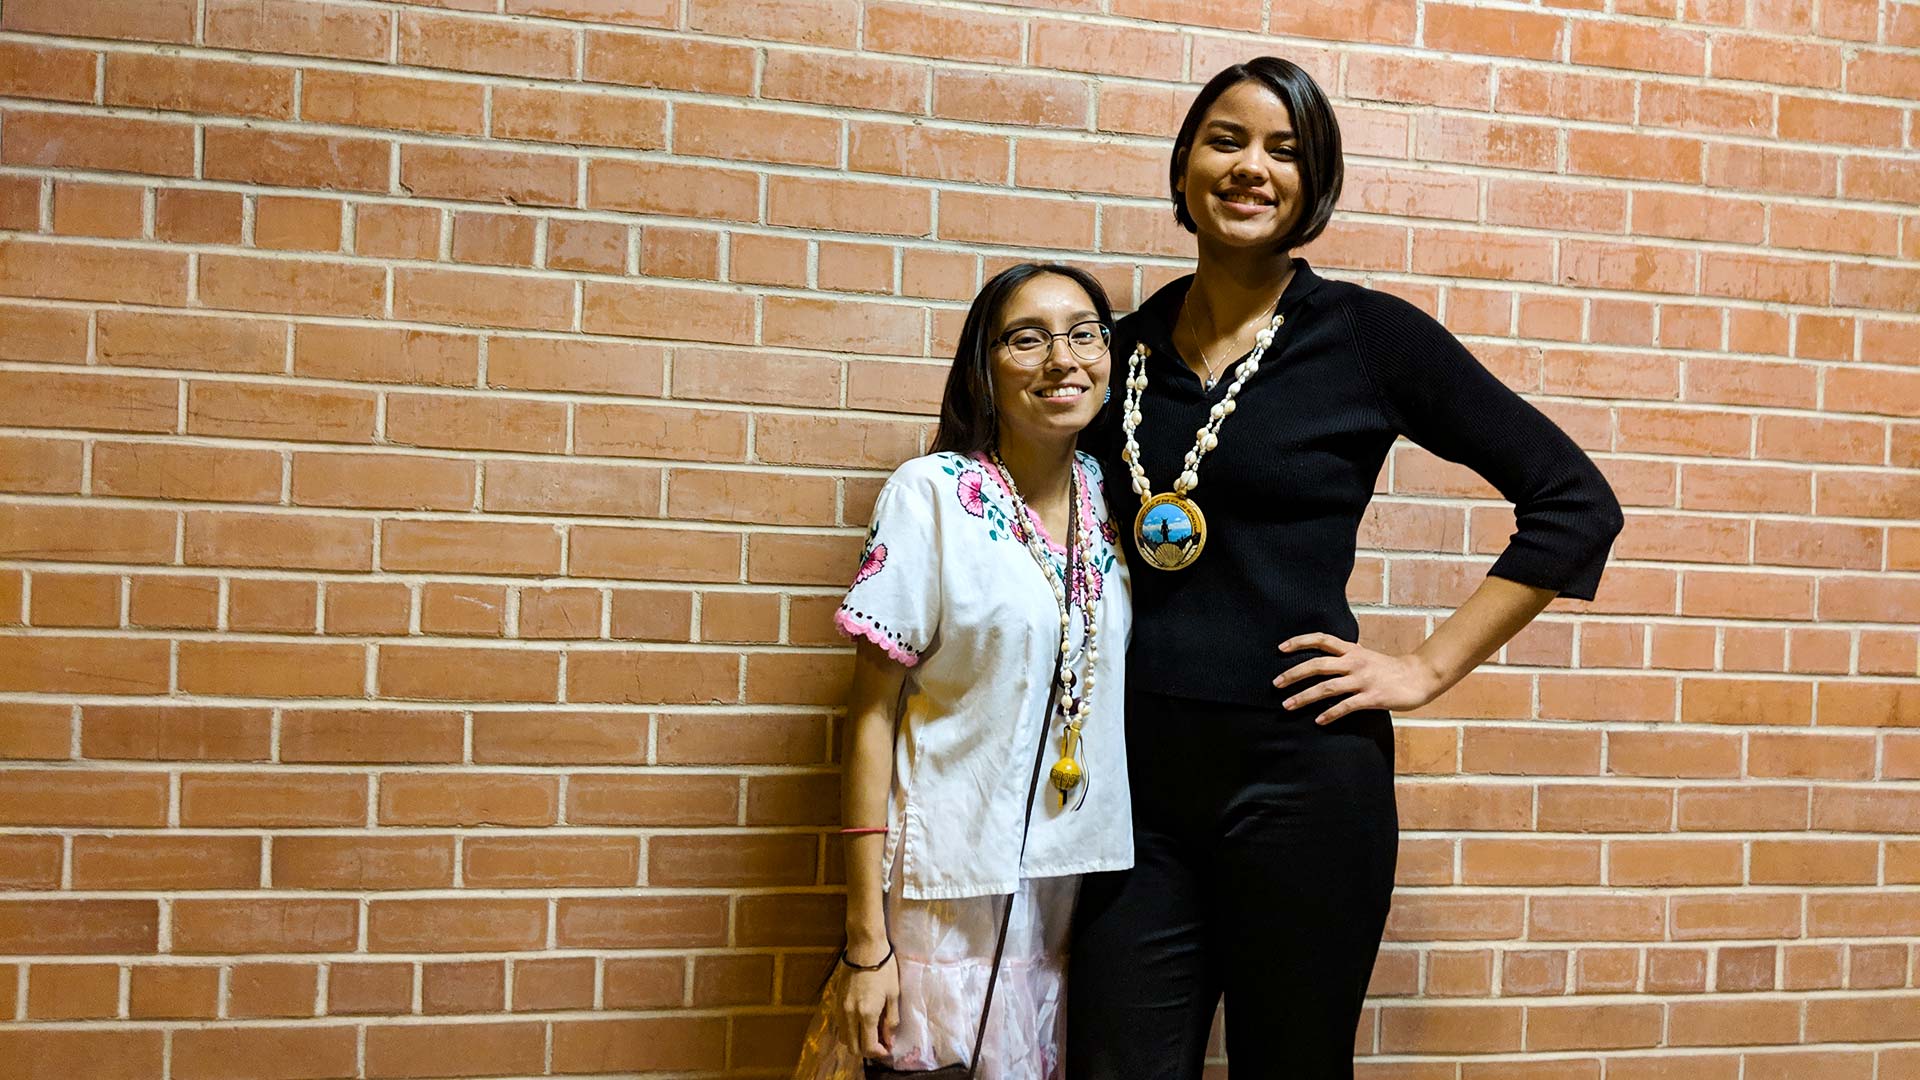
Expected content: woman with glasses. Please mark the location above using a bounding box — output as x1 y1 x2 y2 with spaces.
1067 58 1623 1079
795 263 1132 1080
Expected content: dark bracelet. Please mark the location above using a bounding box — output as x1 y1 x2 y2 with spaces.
840 943 894 972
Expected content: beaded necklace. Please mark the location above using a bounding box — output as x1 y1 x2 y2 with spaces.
990 451 1099 809
1119 308 1286 571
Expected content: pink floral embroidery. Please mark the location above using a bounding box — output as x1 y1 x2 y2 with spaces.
956 470 987 518
1075 562 1104 605
854 543 887 585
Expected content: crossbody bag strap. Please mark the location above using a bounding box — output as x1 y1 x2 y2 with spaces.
967 508 1078 1079
964 658 1060 1079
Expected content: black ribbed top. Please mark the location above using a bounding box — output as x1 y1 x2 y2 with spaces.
1090 259 1624 708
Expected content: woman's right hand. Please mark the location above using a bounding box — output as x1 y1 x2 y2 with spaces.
836 954 901 1061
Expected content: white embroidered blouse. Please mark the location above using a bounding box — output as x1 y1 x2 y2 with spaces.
835 450 1134 901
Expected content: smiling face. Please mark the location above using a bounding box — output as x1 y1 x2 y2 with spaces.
988 273 1112 452
1175 79 1305 251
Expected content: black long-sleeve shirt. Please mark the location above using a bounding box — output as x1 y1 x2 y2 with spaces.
1092 259 1624 708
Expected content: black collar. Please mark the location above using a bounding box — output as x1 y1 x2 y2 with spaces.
1124 257 1325 371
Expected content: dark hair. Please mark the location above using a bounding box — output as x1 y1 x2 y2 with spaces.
930 263 1114 456
1170 56 1342 251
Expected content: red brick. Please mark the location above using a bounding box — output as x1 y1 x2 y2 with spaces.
400 144 577 207
28 571 120 628
50 181 143 239
570 773 740 827
688 0 856 45
81 704 271 761
378 643 560 702
0 306 88 363
295 325 478 387
567 649 739 705
378 773 558 826
328 963 413 1015
353 203 444 261
419 581 507 636
93 441 283 504
179 771 368 827
0 637 170 695
506 0 675 24
0 835 60 888
301 68 486 136
130 965 220 1019
292 452 474 512
394 266 574 331
588 158 760 221
97 311 287 375
408 961 500 1017
273 835 456 890
933 69 1088 129
280 709 462 763
216 571 318 634
171 1027 358 1080
227 962 319 1019
545 218 628 273
493 85 666 150
197 254 384 318
368 898 548 952
583 280 754 344
0 899 158 954
2 238 189 306
254 195 343 252
204 128 390 192
397 9 574 78
128 575 218 630
29 965 123 1019
513 957 596 1011
172 898 358 953
185 510 373 571
387 392 568 454
1036 19 1185 78
205 0 390 60
465 835 640 887
765 49 926 115
2 110 195 178
583 31 755 95
104 53 294 119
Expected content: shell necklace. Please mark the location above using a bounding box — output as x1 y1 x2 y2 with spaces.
990 451 1099 809
1120 304 1286 571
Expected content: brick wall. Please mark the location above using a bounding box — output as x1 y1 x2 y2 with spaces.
0 0 1916 1076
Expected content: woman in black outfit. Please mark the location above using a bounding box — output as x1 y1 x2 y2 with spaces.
1067 59 1624 1079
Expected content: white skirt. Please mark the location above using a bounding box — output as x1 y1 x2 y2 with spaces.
793 873 1081 1080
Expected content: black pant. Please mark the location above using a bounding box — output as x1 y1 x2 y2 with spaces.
1066 691 1398 1080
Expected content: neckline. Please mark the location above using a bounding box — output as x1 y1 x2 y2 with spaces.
969 451 1095 558
1134 258 1319 391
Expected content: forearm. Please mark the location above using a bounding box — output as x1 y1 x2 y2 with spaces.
1412 574 1556 693
841 644 904 957
842 709 893 954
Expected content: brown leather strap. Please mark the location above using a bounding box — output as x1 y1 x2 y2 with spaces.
968 486 1078 1077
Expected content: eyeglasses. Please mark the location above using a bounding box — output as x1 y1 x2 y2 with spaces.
994 321 1111 366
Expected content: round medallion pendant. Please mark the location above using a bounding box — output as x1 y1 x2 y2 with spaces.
1132 492 1207 572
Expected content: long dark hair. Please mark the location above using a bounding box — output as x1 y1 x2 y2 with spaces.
1170 56 1343 251
930 263 1114 456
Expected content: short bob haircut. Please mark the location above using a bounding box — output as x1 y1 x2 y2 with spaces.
930 262 1115 457
1170 56 1343 252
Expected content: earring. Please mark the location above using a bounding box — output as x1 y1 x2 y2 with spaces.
1103 386 1111 403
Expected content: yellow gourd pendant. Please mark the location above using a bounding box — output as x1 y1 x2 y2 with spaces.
1048 725 1084 806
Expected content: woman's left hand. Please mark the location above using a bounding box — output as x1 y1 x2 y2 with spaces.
1275 633 1446 724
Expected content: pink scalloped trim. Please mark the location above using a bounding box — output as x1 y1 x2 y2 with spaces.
835 608 920 667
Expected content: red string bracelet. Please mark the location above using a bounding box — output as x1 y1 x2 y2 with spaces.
837 826 889 836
